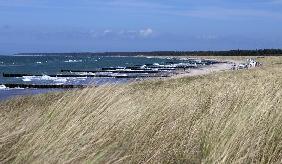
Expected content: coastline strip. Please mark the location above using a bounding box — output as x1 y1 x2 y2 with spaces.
1 84 87 89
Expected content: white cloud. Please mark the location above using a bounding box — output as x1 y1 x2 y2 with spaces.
139 28 153 37
103 29 113 35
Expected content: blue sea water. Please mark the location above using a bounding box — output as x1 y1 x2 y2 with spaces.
0 55 182 100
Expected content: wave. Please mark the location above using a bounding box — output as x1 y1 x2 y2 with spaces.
64 59 83 63
22 75 68 83
0 85 24 90
21 75 87 84
0 85 7 90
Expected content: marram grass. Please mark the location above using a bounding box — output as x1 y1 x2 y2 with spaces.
1 57 282 163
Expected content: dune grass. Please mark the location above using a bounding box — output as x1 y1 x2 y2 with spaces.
1 57 282 163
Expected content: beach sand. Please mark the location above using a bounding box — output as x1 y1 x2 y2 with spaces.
172 58 243 78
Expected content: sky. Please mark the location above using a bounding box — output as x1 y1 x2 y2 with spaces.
0 0 282 54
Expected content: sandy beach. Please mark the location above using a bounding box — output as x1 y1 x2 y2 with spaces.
170 58 243 78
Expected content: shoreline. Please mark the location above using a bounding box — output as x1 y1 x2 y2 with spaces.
0 57 244 101
152 56 244 79
172 60 241 79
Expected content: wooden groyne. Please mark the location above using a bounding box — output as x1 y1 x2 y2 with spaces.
3 73 32 77
1 84 87 89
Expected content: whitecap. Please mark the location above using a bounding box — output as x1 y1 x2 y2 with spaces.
78 72 95 76
140 65 146 69
41 75 55 80
0 85 7 90
54 78 68 83
64 59 83 63
22 76 34 82
22 75 67 84
41 75 68 83
14 87 25 90
55 83 65 85
21 75 90 85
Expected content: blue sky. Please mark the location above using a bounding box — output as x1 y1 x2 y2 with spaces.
0 0 282 54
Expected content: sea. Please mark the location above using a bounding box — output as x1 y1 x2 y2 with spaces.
0 54 184 100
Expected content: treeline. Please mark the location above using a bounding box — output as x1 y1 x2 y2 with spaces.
142 49 282 56
16 49 282 56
